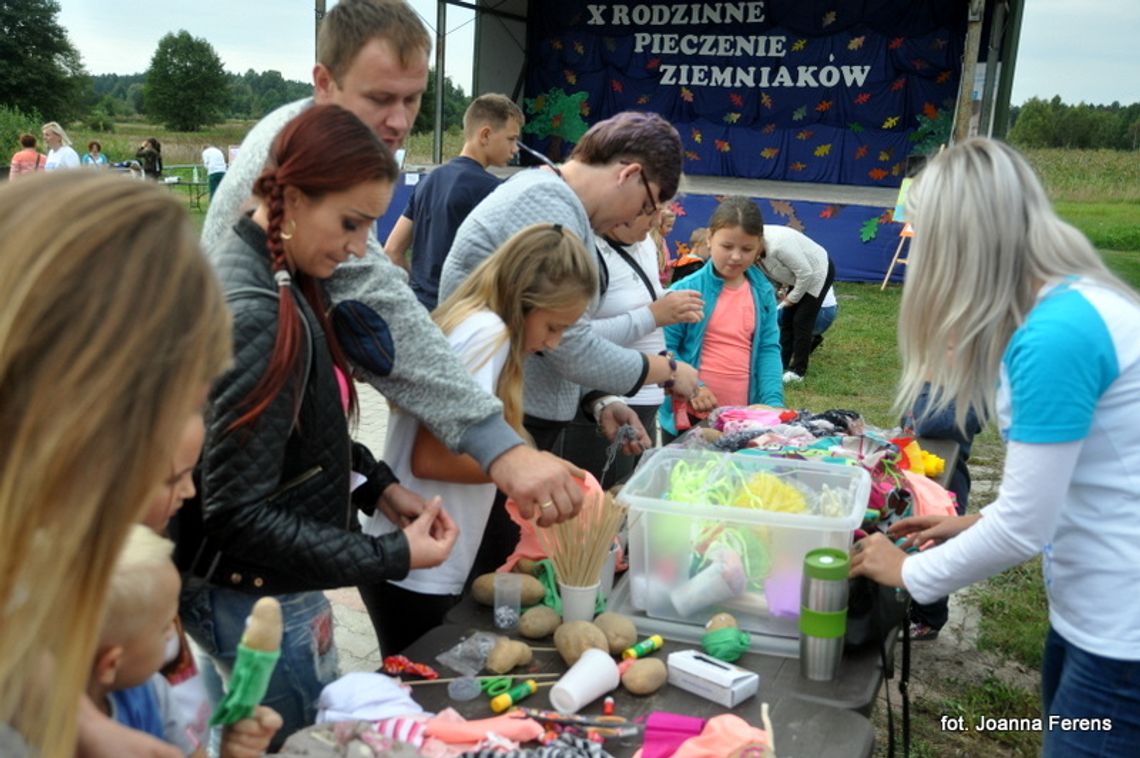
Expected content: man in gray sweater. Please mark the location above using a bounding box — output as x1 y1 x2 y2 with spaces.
440 112 699 452
202 0 583 524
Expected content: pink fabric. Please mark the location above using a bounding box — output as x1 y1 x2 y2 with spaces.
8 147 43 179
698 281 755 408
901 469 958 551
422 709 545 744
638 711 708 758
671 713 773 758
499 472 603 572
334 365 350 413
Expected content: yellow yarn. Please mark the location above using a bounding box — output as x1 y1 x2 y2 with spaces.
732 472 808 513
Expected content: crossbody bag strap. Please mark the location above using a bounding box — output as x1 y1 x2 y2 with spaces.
606 239 658 302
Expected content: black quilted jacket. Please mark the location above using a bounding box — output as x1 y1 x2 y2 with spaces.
173 217 410 595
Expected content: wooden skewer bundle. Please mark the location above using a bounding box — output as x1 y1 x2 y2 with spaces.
536 490 627 588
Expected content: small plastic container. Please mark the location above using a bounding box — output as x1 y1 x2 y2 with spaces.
559 582 599 623
493 572 522 631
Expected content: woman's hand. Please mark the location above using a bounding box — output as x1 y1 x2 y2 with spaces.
376 482 427 528
220 706 283 758
597 400 652 455
670 361 700 400
848 533 907 588
888 513 980 550
649 290 704 327
405 497 459 569
688 385 717 413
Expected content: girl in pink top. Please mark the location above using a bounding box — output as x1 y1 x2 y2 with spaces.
8 133 44 180
658 196 784 439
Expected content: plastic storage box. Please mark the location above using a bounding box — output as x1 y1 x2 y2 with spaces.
619 448 870 639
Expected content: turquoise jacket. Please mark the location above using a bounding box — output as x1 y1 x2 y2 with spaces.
658 263 784 435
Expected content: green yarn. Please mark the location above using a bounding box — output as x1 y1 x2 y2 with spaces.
701 627 752 662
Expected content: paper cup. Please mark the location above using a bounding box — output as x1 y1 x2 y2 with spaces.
559 581 599 623
670 563 742 616
550 647 620 714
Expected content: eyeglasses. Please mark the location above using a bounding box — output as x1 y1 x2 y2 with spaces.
619 160 660 217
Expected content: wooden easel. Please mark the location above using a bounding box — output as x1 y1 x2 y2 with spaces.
880 222 913 290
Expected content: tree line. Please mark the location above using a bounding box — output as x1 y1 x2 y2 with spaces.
1009 97 1140 150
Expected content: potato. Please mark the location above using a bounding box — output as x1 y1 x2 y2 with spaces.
593 612 637 655
705 612 739 632
518 606 561 639
515 558 542 576
622 658 667 695
553 621 608 666
485 638 533 674
471 572 546 607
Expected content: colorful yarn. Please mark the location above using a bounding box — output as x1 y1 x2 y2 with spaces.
732 472 808 514
701 627 752 662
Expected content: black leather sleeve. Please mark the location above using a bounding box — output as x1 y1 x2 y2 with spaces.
351 441 400 516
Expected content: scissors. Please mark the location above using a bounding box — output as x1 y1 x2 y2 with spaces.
517 707 643 739
479 676 515 697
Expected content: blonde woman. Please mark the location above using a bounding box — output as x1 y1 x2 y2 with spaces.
41 121 80 170
361 223 596 653
652 207 677 284
0 172 230 756
850 138 1140 756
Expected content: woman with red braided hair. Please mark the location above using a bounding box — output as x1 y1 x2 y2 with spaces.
174 104 458 746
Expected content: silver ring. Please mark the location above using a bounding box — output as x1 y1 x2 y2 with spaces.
539 501 555 511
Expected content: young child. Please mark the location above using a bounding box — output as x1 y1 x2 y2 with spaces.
670 226 710 283
88 525 280 757
385 93 525 309
361 223 597 653
652 208 677 285
658 196 784 440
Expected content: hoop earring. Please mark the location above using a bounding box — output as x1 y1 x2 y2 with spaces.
280 218 296 240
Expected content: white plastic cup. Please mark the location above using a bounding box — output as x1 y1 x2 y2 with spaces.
549 647 620 714
599 544 619 602
670 563 741 616
559 581 599 623
493 573 522 630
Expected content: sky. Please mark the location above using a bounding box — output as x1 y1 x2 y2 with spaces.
56 0 1140 106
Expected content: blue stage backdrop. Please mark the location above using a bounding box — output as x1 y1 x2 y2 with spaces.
524 0 965 188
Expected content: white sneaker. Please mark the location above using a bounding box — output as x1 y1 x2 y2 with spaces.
783 371 803 383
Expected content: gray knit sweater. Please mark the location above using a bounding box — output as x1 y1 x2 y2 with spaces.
440 170 647 422
201 98 522 469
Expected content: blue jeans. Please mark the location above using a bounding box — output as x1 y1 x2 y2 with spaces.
179 579 339 748
1041 626 1140 757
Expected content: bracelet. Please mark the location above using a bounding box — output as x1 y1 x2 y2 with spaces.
591 395 625 421
659 349 677 390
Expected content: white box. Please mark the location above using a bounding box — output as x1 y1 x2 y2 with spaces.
666 649 759 708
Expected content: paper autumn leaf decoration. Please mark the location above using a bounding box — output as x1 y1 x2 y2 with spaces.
724 113 741 123
573 41 585 54
854 145 869 159
714 139 731 153
770 200 795 217
868 167 889 180
729 93 744 108
796 129 814 140
761 123 776 134
611 79 624 93
788 216 806 232
819 205 841 219
647 58 661 70
891 162 905 176
580 102 590 117
891 77 907 91
854 92 871 105
792 106 808 121
551 40 563 51
878 149 892 161
889 37 905 50
821 11 836 27
860 217 880 242
760 93 773 109
912 58 928 71
814 144 832 157
882 115 900 129
691 127 703 144
937 71 952 84
637 95 651 105
563 70 577 85
848 36 866 50
923 102 939 120
931 38 948 50
848 122 865 133
816 100 833 112
760 147 780 159
680 87 695 102
792 39 807 52
670 201 686 216
685 150 701 161
789 162 807 172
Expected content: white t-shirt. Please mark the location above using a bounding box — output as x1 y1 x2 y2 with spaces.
45 145 80 171
902 277 1140 659
201 146 227 175
360 310 509 595
592 237 666 406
